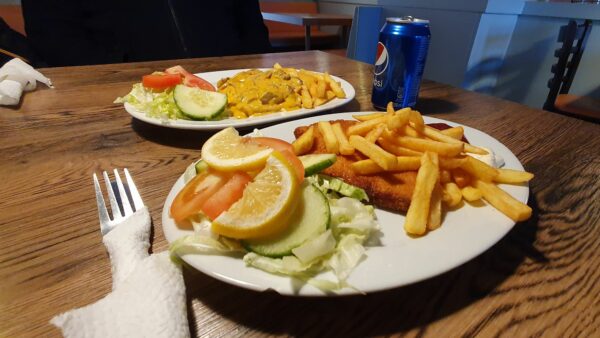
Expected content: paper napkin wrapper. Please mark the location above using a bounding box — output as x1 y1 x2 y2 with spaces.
50 208 190 338
0 58 53 105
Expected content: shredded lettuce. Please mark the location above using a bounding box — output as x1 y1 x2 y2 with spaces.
292 229 336 264
114 83 182 120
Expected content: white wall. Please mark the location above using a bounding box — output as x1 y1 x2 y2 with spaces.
318 0 600 110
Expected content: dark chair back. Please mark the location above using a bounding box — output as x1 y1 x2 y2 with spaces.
543 19 593 112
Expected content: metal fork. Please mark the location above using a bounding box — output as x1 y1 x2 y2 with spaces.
93 168 145 235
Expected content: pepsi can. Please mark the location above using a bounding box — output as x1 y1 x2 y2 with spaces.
372 16 431 110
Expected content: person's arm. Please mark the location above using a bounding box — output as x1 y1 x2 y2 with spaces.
233 0 271 54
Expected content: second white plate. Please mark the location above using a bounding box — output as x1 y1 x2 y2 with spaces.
161 113 530 296
124 68 355 130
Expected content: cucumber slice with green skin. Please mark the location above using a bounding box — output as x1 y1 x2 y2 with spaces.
195 160 208 174
243 183 330 258
173 84 227 120
299 154 337 176
322 175 369 201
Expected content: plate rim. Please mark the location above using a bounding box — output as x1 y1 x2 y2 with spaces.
161 112 530 296
123 68 356 130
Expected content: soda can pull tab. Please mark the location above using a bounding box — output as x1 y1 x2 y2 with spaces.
386 16 429 24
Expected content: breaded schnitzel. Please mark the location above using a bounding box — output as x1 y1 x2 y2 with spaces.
294 120 416 213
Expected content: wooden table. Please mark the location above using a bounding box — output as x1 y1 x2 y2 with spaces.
261 12 353 50
1 51 599 337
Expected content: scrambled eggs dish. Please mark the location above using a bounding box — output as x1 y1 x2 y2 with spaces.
217 64 346 119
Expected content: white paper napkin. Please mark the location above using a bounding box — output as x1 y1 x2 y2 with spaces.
50 207 190 338
0 58 53 105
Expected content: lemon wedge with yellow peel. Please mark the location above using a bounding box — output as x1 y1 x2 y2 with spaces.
201 127 273 171
211 151 300 239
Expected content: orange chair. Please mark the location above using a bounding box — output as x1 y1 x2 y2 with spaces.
544 19 599 123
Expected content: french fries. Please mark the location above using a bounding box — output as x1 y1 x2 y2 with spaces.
289 102 534 236
220 64 346 117
396 136 464 157
440 126 464 140
461 186 482 202
292 125 314 155
405 152 439 235
349 135 397 170
331 122 354 155
474 180 532 221
317 121 339 154
494 168 534 184
442 182 462 207
460 156 498 182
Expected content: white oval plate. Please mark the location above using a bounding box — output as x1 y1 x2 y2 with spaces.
161 113 530 296
124 69 355 130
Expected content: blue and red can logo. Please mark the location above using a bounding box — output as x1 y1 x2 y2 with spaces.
374 42 388 76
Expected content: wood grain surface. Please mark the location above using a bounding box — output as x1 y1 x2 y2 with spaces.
1 51 599 337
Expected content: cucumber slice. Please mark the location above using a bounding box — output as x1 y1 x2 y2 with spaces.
322 175 369 201
299 154 337 176
195 160 208 174
173 84 227 120
243 183 330 257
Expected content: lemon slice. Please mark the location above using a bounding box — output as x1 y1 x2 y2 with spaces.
212 151 300 239
201 127 273 171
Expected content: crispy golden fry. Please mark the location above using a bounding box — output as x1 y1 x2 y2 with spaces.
427 153 442 230
396 136 464 157
313 97 327 107
318 121 339 154
377 137 423 156
347 116 390 136
326 90 336 101
440 126 464 140
440 169 452 183
365 123 386 143
409 109 425 133
439 157 468 170
332 122 355 155
351 156 421 174
398 124 421 138
349 135 397 170
494 168 535 184
460 156 498 182
442 182 462 207
474 180 532 221
422 125 487 155
324 73 345 98
301 85 313 109
292 125 315 155
451 167 471 188
461 186 482 202
351 159 384 175
317 79 326 98
428 182 443 230
309 83 318 97
388 108 410 131
353 112 385 121
386 102 395 115
405 152 439 235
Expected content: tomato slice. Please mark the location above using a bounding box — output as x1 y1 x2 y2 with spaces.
201 172 252 220
250 137 304 182
142 73 182 90
170 171 228 222
165 65 216 91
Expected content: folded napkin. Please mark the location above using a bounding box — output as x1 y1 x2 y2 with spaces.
51 207 190 338
0 58 53 105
